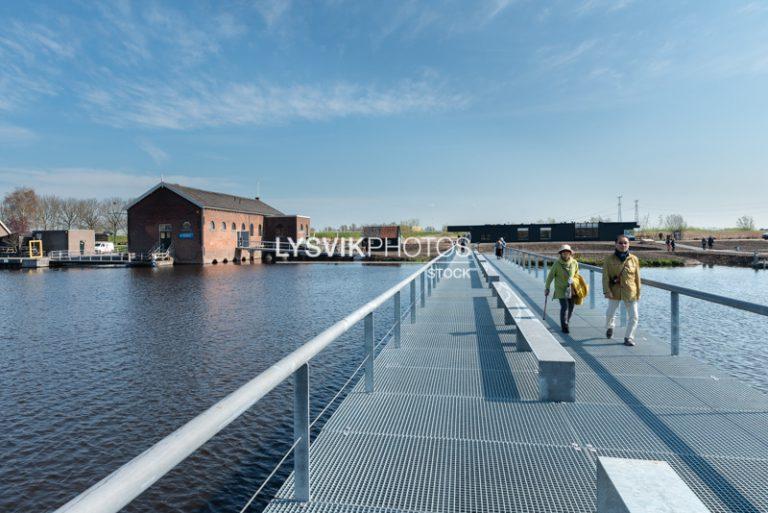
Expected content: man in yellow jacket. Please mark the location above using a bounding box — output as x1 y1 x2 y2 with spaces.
603 234 641 346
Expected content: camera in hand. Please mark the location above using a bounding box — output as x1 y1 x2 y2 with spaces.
610 276 620 285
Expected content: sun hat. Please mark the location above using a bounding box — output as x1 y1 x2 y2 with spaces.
558 244 573 254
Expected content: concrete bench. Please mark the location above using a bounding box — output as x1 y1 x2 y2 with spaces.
597 457 711 513
480 261 499 284
490 282 575 402
491 282 532 325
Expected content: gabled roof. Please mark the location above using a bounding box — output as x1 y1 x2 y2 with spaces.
127 182 284 216
0 219 10 235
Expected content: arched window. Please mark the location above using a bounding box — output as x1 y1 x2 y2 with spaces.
249 224 254 236
221 221 226 230
300 223 304 232
210 221 215 231
241 223 246 231
231 222 236 231
258 224 263 236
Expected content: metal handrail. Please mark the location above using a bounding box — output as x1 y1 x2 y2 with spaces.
53 248 454 513
506 247 768 317
503 247 768 356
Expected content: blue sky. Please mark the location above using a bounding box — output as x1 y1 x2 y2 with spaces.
1 0 767 229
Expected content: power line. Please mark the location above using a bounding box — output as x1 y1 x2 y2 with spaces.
617 195 623 222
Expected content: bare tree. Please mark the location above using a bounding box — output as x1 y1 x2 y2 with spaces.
736 215 755 230
58 198 83 229
1 187 39 233
665 214 687 232
77 199 104 231
102 198 128 242
37 195 63 230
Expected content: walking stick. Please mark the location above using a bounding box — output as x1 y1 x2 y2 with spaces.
543 293 548 320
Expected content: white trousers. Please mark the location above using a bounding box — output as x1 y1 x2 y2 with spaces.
606 299 639 341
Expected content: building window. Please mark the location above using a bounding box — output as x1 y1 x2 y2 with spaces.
575 223 599 239
159 223 172 232
231 222 236 231
258 224 263 236
300 223 304 232
221 221 226 230
517 227 529 241
241 223 246 231
182 221 191 231
210 221 215 231
540 227 551 240
249 223 254 236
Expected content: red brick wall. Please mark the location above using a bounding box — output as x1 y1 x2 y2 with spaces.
202 209 265 264
127 188 202 263
264 216 311 242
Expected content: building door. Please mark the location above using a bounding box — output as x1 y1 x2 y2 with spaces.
159 224 172 249
237 231 249 247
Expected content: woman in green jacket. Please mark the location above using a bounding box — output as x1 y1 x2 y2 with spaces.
545 244 579 333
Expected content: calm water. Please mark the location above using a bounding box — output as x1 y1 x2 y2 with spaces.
1 263 767 512
1 263 418 513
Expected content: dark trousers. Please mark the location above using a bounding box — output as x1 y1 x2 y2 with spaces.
559 298 575 327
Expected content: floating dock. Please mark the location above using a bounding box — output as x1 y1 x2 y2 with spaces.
264 254 768 513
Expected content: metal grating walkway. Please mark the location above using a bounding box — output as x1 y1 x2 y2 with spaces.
264 256 768 513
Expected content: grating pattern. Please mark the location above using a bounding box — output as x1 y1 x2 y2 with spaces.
264 254 768 513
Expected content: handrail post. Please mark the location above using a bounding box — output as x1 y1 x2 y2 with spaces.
534 257 539 279
394 291 401 348
410 280 417 323
428 266 433 296
589 270 595 309
364 312 374 392
671 291 680 356
420 273 426 307
543 258 547 283
293 364 310 502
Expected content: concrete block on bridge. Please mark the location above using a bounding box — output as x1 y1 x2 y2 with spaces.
597 457 711 513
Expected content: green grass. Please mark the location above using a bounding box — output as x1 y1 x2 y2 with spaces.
312 231 362 238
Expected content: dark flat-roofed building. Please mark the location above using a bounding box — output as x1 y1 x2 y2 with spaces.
127 182 310 264
30 229 95 255
447 222 639 243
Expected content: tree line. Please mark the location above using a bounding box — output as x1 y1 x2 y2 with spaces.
0 187 130 237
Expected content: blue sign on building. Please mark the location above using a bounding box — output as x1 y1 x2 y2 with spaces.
179 232 194 239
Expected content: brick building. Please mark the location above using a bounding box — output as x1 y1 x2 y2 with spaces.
127 183 310 264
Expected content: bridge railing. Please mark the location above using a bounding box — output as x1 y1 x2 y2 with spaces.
48 250 132 261
53 248 456 513
504 247 768 355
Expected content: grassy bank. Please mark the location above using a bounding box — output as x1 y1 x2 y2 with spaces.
575 256 685 267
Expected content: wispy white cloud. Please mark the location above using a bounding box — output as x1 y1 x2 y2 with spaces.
0 124 37 144
80 76 469 129
576 0 634 15
539 40 598 68
253 0 292 28
137 139 169 164
738 1 768 14
0 167 233 199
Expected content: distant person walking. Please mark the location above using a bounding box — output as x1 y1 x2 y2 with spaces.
708 236 714 249
670 238 676 252
701 238 707 250
665 235 671 252
603 235 642 346
494 238 506 259
545 244 579 334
